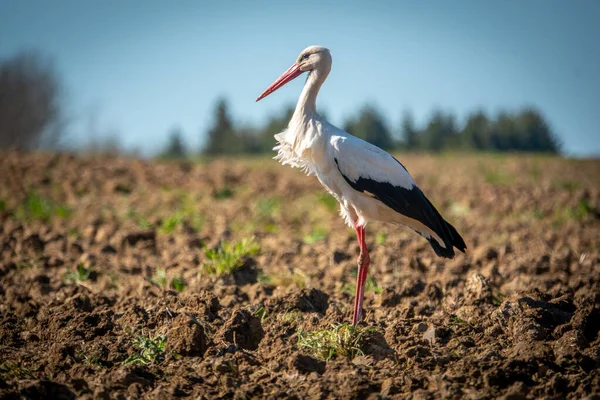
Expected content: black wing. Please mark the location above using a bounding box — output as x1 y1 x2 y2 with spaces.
334 158 466 258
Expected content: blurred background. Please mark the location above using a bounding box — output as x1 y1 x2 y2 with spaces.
0 0 598 158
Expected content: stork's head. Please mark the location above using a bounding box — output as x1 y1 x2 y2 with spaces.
256 45 331 102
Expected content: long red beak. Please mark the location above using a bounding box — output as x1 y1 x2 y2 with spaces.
256 63 303 102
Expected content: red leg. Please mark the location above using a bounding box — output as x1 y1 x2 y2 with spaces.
352 225 370 325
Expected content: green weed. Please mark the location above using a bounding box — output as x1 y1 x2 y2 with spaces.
16 191 72 222
82 354 105 369
151 268 186 292
553 198 596 224
303 228 327 244
160 212 184 234
254 306 268 322
492 292 506 306
567 198 594 220
297 324 376 361
256 197 281 218
124 333 167 365
213 187 234 199
189 213 205 233
170 193 205 233
203 237 260 276
63 263 94 282
170 275 187 292
375 231 387 245
150 268 167 288
126 209 151 229
0 360 33 380
279 311 303 325
255 197 280 233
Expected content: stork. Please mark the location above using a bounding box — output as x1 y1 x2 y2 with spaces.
256 46 466 325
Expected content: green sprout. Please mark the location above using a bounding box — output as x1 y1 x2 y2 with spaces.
254 306 268 322
160 212 184 234
303 228 327 244
375 231 387 245
297 324 376 361
151 268 186 292
63 263 94 282
124 333 167 365
150 268 167 288
203 237 260 276
170 275 186 292
16 191 71 222
213 187 234 199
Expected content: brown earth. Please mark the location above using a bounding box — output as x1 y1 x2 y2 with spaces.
0 151 599 399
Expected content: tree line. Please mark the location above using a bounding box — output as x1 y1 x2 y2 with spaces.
0 50 561 157
171 98 560 158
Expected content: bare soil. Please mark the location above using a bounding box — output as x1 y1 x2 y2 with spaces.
1 151 599 399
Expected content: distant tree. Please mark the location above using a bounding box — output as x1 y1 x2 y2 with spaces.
0 51 64 150
400 110 419 150
420 110 458 152
515 108 561 153
202 98 243 155
160 127 187 158
490 112 519 151
478 109 561 153
255 105 294 153
237 125 262 154
461 110 491 150
343 105 394 150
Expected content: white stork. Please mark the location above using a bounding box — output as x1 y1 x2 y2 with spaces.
256 45 466 325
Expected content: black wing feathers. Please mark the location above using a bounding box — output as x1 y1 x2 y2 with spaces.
334 158 466 258
420 195 467 257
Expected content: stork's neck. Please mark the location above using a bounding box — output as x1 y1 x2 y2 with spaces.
293 68 328 120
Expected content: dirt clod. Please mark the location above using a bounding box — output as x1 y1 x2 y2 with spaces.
121 230 156 249
217 309 264 350
166 314 207 357
288 354 326 374
293 288 329 313
465 273 492 304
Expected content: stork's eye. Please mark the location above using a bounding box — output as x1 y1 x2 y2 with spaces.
301 53 310 60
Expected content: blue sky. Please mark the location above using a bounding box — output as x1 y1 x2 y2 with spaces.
1 0 599 156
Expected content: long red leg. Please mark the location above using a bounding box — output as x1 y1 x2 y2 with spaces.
352 225 370 325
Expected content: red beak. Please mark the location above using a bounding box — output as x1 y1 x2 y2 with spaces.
256 63 303 102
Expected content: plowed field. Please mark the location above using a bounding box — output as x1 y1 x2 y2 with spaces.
1 152 599 399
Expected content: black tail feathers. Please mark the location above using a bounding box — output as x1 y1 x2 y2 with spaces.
445 220 467 252
427 219 467 259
